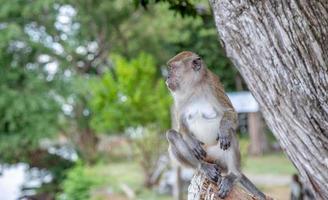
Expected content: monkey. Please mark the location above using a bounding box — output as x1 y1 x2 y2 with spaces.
290 174 303 200
290 174 315 200
165 51 266 199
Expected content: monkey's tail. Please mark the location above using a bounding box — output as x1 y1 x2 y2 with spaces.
240 173 266 200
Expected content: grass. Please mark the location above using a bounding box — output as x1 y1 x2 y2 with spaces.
262 185 291 200
239 137 297 175
83 152 295 200
81 137 296 199
84 162 171 200
243 153 297 175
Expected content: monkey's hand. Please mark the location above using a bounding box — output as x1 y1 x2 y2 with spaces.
191 139 207 160
200 162 221 183
216 132 232 150
184 134 207 160
217 111 237 150
166 129 206 160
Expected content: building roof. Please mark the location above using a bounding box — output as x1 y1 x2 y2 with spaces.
227 91 259 113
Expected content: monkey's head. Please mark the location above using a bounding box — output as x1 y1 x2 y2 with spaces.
166 51 206 92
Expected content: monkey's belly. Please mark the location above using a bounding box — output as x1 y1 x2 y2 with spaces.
187 118 219 146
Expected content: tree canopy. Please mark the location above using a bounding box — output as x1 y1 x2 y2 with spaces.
90 54 171 133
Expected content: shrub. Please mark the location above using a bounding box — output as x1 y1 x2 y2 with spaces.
57 163 101 200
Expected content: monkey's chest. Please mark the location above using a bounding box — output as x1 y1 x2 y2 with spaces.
184 103 221 145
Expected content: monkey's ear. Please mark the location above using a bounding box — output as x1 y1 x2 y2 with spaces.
192 57 202 71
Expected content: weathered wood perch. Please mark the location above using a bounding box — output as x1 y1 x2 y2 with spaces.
188 171 272 200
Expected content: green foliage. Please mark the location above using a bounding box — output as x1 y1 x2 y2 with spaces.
169 14 238 90
134 0 199 17
90 53 171 133
0 0 240 197
57 162 102 200
66 161 171 200
0 0 63 163
0 0 236 163
105 2 238 90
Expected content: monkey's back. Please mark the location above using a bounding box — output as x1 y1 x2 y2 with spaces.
207 70 235 112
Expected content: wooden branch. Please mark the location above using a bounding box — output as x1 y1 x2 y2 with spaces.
188 171 272 200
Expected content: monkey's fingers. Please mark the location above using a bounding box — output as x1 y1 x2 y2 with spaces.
193 149 201 160
219 137 231 150
200 162 220 183
191 139 207 160
200 148 207 157
200 151 207 160
193 147 205 160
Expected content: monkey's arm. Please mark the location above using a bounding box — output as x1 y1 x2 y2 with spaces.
167 129 220 183
178 117 207 161
210 71 238 150
217 110 238 150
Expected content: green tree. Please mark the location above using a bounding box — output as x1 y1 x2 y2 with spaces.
0 0 62 163
57 163 100 200
112 1 239 90
0 0 238 196
90 53 171 133
0 0 236 163
89 53 171 188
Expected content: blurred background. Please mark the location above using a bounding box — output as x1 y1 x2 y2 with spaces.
0 0 297 199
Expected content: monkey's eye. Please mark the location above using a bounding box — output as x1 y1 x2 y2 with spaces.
192 57 202 71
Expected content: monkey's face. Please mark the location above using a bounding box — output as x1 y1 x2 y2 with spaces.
166 52 205 92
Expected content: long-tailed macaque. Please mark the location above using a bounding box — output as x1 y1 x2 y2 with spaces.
165 51 266 199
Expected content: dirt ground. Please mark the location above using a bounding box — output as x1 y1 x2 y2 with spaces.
263 186 290 200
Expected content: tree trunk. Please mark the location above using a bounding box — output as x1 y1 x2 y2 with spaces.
75 127 99 164
209 0 328 199
248 112 269 156
188 172 270 200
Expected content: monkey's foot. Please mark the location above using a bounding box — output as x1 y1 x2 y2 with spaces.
217 176 234 198
200 162 221 183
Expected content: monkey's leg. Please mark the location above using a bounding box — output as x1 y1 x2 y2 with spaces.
213 149 265 199
218 173 238 198
206 140 241 198
167 129 221 182
179 118 207 160
216 145 239 198
219 173 266 200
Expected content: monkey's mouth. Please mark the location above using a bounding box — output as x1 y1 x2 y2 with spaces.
165 75 178 91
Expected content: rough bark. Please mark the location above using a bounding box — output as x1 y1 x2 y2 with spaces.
209 0 328 199
188 172 270 200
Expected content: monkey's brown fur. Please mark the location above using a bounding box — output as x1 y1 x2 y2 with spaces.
166 51 265 199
